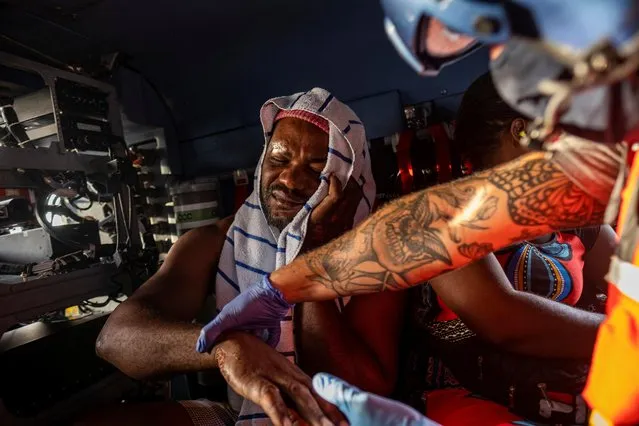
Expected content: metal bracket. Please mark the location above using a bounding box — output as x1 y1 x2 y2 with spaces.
0 145 110 174
0 263 119 336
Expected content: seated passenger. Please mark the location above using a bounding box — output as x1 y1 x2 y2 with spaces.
399 73 617 425
89 88 405 426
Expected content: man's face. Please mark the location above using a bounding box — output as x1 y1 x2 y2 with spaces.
260 117 329 230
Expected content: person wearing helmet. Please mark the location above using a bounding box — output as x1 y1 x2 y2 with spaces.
200 1 639 424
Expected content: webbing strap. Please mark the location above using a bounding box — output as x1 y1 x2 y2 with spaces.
606 256 639 303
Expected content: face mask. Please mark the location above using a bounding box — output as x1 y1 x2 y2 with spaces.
489 40 639 144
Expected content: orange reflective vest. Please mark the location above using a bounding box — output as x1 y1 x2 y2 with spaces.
583 143 639 425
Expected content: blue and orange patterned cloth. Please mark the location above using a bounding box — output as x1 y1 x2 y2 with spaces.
495 231 590 305
435 228 600 324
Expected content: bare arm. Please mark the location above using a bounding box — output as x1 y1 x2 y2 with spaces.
430 254 603 359
96 217 233 380
270 139 623 302
296 292 406 396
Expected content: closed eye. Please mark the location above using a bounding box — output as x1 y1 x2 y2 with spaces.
269 156 289 166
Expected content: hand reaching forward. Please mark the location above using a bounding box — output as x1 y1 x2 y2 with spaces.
214 332 345 426
313 373 440 426
196 274 292 353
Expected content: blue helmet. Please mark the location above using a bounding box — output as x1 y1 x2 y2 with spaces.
381 0 639 144
381 0 639 75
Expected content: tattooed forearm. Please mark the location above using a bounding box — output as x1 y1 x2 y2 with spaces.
305 197 432 296
304 221 389 295
303 185 489 296
488 156 605 227
458 242 494 260
274 143 621 301
433 185 499 243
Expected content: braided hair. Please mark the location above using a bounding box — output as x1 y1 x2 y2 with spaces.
455 72 525 171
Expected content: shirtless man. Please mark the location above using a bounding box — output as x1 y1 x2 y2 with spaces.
90 89 405 426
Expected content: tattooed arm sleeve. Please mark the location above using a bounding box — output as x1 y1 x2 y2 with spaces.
272 142 623 302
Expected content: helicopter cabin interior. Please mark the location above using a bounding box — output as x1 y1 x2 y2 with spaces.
0 0 524 425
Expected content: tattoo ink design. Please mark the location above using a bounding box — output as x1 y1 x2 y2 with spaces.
433 184 499 242
304 222 381 295
305 192 453 295
489 157 604 227
300 149 611 296
380 192 452 267
431 185 477 209
458 242 494 260
548 135 624 205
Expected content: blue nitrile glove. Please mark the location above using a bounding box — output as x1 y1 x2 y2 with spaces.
312 373 440 426
196 274 292 353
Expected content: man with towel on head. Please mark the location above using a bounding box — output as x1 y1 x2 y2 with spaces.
92 88 406 426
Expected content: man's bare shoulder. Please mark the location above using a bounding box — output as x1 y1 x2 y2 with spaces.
181 215 234 241
217 215 235 233
163 215 235 267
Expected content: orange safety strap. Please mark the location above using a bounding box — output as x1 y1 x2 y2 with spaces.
584 150 639 425
624 128 639 171
616 143 639 240
584 292 639 425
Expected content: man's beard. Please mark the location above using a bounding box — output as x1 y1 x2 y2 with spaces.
260 183 305 231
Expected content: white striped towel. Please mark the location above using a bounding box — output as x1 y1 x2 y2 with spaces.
214 87 375 425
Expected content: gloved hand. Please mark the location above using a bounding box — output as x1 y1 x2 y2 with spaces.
196 274 292 353
312 373 440 426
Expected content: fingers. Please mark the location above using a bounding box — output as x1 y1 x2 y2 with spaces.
196 319 222 353
283 381 334 426
334 178 364 221
197 305 243 353
248 380 294 426
326 174 343 202
271 366 342 426
265 326 282 347
311 388 348 426
197 297 245 353
288 409 305 426
197 277 290 352
344 177 363 199
313 374 439 426
310 174 343 224
312 373 360 416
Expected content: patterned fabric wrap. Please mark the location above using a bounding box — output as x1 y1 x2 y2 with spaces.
584 151 639 424
214 88 375 425
494 232 587 305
